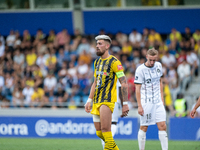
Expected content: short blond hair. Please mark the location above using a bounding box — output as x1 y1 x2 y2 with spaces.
147 47 158 56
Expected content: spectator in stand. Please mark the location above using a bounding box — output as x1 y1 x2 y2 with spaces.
57 62 68 79
12 86 23 107
182 27 194 47
177 59 191 93
194 40 200 57
140 27 149 48
116 31 128 46
26 47 37 67
177 50 186 66
110 39 121 54
169 28 182 44
22 82 34 106
78 49 92 65
0 41 5 61
127 71 136 108
56 29 71 48
56 47 69 67
45 49 57 72
47 29 56 44
13 49 25 68
193 29 200 43
148 29 162 47
77 37 90 55
6 29 16 50
158 41 168 59
22 30 31 42
129 29 142 48
32 64 43 87
14 30 21 49
186 49 199 77
33 29 46 46
0 33 5 45
163 80 175 116
161 51 176 71
31 86 45 108
121 41 133 60
0 69 4 96
43 71 57 96
174 93 188 117
53 85 69 108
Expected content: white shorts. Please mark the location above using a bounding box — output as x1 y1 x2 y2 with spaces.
140 101 166 126
112 102 120 123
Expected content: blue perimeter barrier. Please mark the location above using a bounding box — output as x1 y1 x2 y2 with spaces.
0 116 199 140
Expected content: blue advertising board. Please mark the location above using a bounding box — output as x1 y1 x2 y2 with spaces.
0 116 138 139
170 118 200 141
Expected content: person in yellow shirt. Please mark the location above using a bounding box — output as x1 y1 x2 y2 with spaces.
26 48 37 66
169 28 182 43
148 29 162 46
31 86 45 107
121 41 133 57
193 29 200 43
194 40 200 56
163 81 175 116
45 51 57 70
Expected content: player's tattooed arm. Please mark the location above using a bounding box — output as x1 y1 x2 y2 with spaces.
119 76 128 102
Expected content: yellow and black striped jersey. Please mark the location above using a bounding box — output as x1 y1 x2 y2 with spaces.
93 55 123 104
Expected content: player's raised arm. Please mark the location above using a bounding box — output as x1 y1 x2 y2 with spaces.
85 77 96 113
190 96 200 118
118 76 129 117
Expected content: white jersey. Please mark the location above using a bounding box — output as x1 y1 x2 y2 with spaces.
134 62 163 104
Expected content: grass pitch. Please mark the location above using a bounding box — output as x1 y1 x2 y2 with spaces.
0 138 199 150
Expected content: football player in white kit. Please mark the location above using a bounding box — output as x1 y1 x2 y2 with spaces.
101 80 122 149
134 48 168 150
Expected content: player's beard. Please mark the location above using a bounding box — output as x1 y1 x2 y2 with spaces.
96 49 105 56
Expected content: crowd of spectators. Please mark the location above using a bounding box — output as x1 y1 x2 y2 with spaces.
0 27 199 113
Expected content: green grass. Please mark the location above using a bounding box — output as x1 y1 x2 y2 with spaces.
0 138 199 150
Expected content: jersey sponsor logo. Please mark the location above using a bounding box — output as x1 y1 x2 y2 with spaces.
103 72 109 76
117 65 123 70
146 79 151 83
96 71 109 76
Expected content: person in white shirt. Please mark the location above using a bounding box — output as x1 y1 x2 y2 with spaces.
6 30 16 47
0 41 5 59
22 84 34 105
177 59 191 93
186 50 199 76
101 80 122 149
161 51 176 70
190 97 200 118
129 29 142 47
134 48 168 150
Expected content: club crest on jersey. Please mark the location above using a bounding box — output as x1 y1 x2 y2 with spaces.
146 79 151 83
117 65 123 70
157 69 160 73
103 64 108 70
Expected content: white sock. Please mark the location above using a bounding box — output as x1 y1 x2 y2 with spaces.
138 129 146 150
101 124 117 149
159 131 168 150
